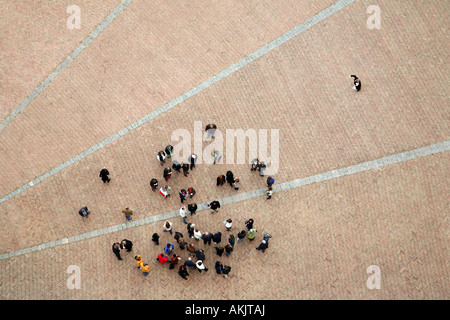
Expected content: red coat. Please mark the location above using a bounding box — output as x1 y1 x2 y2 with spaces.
158 254 168 264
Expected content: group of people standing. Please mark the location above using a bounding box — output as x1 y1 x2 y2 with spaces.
83 73 363 281
90 123 274 280
145 215 272 280
150 145 198 198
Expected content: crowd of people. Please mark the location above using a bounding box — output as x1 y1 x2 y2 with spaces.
80 123 277 281
75 75 363 282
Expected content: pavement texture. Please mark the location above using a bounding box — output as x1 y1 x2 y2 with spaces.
0 0 448 299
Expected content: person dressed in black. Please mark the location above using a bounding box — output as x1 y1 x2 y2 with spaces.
163 167 172 181
195 249 206 261
152 233 160 245
99 167 110 183
209 200 220 214
237 230 246 243
121 239 133 252
215 246 224 257
184 257 196 270
178 265 190 280
78 206 90 219
179 189 187 203
212 231 222 244
224 244 233 257
172 160 181 174
215 261 223 274
150 178 158 191
226 170 234 187
174 231 183 242
181 162 189 177
216 174 225 186
256 240 269 253
222 265 232 278
245 218 254 230
188 203 198 216
112 242 122 260
202 232 213 246
187 223 196 239
350 75 361 91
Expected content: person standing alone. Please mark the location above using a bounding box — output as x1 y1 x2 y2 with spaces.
122 207 133 221
350 75 361 91
99 167 110 183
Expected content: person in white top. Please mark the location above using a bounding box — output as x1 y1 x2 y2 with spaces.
193 228 202 241
195 260 208 273
157 150 166 166
223 219 233 231
266 187 273 200
179 206 187 224
163 220 173 235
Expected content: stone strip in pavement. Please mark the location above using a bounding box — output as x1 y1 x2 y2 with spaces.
0 0 356 205
0 0 135 133
1 140 448 261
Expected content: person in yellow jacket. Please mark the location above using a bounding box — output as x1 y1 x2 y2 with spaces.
141 263 150 276
135 255 144 269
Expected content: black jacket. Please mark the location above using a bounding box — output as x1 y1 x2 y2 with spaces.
237 231 246 239
121 239 133 251
195 249 206 261
188 203 197 214
99 169 109 177
150 179 158 188
212 232 222 243
210 201 220 210
226 171 234 184
215 247 224 256
187 223 195 235
112 243 121 253
202 233 213 242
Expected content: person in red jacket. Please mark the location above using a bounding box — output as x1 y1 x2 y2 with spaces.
156 253 168 265
169 254 181 269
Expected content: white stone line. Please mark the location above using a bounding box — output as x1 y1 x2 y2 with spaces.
0 140 448 261
0 0 135 133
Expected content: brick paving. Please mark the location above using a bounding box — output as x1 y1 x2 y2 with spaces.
0 0 122 121
0 0 335 196
0 152 448 299
0 0 448 299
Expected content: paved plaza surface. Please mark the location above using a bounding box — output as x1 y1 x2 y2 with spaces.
0 0 448 300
